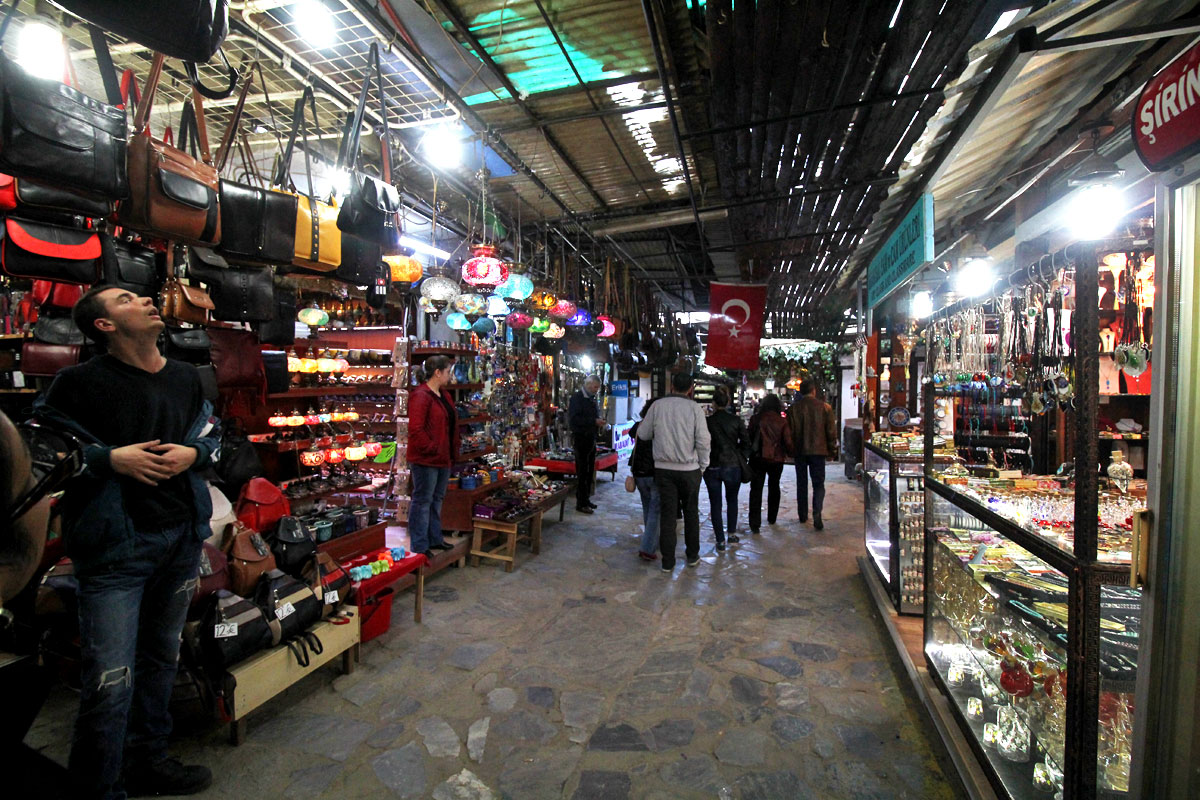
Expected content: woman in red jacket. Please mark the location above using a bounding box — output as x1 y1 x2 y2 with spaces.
407 355 460 557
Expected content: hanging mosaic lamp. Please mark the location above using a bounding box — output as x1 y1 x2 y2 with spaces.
385 254 423 284
364 436 383 458
596 315 617 338
287 355 303 372
452 292 486 316
565 306 592 327
505 310 534 330
486 294 510 317
529 316 551 334
298 358 319 374
286 409 306 427
419 271 461 304
530 287 557 311
418 296 444 319
345 441 367 461
330 407 346 422
543 322 566 339
461 243 508 290
548 298 577 320
300 443 326 467
343 408 360 422
325 446 346 464
472 317 497 336
304 408 321 425
316 357 339 373
318 409 333 423
498 273 534 303
268 410 289 427
446 312 472 331
296 302 330 327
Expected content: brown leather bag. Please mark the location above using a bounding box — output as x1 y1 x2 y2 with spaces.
21 340 81 377
222 521 277 597
159 246 213 325
120 53 222 246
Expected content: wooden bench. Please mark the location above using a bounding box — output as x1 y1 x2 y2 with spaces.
223 612 360 745
470 508 543 572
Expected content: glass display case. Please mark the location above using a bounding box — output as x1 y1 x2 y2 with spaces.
865 439 958 614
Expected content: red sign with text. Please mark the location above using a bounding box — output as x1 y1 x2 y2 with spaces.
706 283 767 371
1134 40 1200 171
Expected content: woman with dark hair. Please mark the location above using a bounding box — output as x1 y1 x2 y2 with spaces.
747 393 792 534
407 355 460 558
704 386 747 551
629 398 659 561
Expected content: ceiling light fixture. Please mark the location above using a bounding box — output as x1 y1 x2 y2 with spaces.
17 19 64 81
292 1 337 50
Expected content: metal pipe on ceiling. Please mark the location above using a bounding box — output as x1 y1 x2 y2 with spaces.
591 208 729 237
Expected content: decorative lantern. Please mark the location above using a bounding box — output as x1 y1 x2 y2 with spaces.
505 310 534 330
345 441 367 461
565 307 592 327
417 296 444 320
543 323 565 339
385 254 423 284
530 316 551 334
286 409 306 427
530 288 557 311
331 407 346 422
325 446 346 464
343 408 360 422
318 410 332 423
472 317 497 336
297 302 330 327
461 243 508 290
300 443 326 467
548 298 577 320
446 312 472 331
364 437 383 457
316 357 339 373
304 408 321 425
486 294 510 317
334 358 350 373
268 410 289 427
420 272 461 304
298 358 319 374
498 274 534 302
452 293 486 316
596 316 617 337
287 355 302 372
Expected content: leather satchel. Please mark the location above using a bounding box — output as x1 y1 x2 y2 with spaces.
336 43 401 249
254 568 322 646
192 542 229 606
255 279 297 346
302 552 352 618
159 247 213 326
101 237 159 298
30 280 85 312
21 340 80 377
53 1 229 64
163 325 211 363
275 88 340 272
270 516 316 578
235 477 290 534
187 246 275 323
0 173 113 219
33 316 84 346
222 521 277 597
0 20 128 201
198 589 273 672
1 217 103 285
121 55 221 246
209 327 266 395
337 233 384 287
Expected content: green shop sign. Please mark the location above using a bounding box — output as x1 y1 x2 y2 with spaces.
867 193 934 308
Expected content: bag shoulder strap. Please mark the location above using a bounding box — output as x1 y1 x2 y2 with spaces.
337 42 390 176
133 53 167 135
190 92 214 166
215 69 255 174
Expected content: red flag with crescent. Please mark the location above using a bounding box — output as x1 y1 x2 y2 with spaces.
706 282 767 370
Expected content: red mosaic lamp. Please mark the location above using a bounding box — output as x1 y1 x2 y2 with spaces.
461 244 508 291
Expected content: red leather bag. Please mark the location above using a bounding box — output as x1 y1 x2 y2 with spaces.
191 541 229 606
31 281 86 312
21 341 81 377
235 477 289 533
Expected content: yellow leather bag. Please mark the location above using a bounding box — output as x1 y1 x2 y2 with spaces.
276 87 341 272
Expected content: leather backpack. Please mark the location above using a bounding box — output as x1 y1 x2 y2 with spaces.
198 589 273 673
235 477 290 534
271 516 316 578
221 521 277 597
254 568 322 646
191 542 229 607
303 552 352 618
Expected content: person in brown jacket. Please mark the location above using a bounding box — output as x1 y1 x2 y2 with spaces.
747 394 792 534
789 379 838 529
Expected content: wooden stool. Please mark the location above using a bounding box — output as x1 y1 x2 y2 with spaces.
470 510 543 572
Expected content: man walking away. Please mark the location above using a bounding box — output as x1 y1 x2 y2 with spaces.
637 373 710 571
568 375 605 514
789 379 838 529
704 386 747 551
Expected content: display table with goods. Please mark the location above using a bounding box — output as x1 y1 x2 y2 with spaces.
526 448 619 480
864 432 961 614
469 471 573 571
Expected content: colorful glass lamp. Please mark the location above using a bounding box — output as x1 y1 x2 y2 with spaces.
461 244 508 290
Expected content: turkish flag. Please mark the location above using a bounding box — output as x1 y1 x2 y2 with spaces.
706 282 767 370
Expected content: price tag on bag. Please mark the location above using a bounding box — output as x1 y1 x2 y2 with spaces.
325 590 339 605
213 622 238 639
275 602 295 620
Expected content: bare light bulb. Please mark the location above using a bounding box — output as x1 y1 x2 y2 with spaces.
17 20 64 81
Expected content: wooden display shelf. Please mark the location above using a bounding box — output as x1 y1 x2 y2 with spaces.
281 481 374 504
253 434 353 451
268 385 394 399
412 347 477 357
457 446 495 460
0 333 28 341
317 520 389 562
0 388 39 394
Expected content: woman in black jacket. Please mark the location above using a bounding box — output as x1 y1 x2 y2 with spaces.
704 386 748 550
629 398 659 561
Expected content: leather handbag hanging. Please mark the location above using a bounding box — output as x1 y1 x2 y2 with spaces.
303 552 352 618
213 67 297 267
1 217 104 285
270 516 316 578
53 1 229 64
222 521 277 597
101 237 159 298
0 17 128 202
198 589 274 673
30 280 85 313
162 325 211 363
335 43 401 249
159 247 213 326
187 246 275 323
253 568 321 646
274 87 340 273
33 316 84 346
208 326 266 397
255 277 298 346
235 477 290 534
0 173 114 219
21 340 80 377
121 55 222 246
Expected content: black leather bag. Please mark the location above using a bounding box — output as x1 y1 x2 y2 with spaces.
163 326 211 364
54 0 229 63
255 280 297 346
215 419 262 500
0 21 127 200
254 569 321 646
1 217 103 285
336 234 383 286
188 247 274 323
33 316 84 346
262 350 290 395
198 590 273 672
270 516 316 578
101 237 158 297
2 174 113 219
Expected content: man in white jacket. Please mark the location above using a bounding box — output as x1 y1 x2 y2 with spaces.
637 372 711 571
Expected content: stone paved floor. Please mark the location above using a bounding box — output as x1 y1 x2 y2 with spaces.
27 467 964 799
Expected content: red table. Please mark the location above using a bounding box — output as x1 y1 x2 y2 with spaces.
350 552 428 623
526 451 619 481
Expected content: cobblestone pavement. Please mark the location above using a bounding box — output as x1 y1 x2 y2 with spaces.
27 467 964 799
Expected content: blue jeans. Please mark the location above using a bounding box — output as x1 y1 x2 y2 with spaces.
795 455 827 518
409 464 450 553
704 465 741 541
69 521 201 800
635 476 659 554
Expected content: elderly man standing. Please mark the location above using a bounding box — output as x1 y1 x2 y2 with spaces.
568 375 605 514
637 372 711 571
